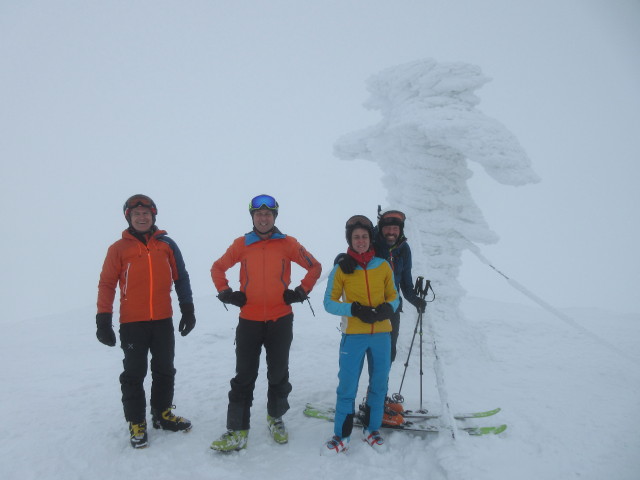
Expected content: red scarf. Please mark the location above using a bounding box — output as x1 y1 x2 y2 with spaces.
347 247 375 270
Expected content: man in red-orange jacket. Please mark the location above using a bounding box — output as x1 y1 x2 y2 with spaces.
209 194 322 452
96 194 196 449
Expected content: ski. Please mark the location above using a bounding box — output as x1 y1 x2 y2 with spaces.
393 407 501 420
303 404 507 436
305 403 501 421
374 420 507 436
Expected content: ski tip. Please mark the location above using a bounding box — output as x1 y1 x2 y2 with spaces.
474 407 501 418
464 424 507 436
494 424 507 434
484 424 508 435
452 407 502 420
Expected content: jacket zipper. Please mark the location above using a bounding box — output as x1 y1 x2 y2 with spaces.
363 268 375 334
123 262 131 298
147 244 154 320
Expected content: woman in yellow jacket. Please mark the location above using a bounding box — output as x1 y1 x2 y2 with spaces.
323 215 399 454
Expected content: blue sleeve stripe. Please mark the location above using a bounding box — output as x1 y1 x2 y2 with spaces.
323 265 351 317
159 236 193 304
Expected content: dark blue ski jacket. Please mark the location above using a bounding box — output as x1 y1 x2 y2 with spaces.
372 228 421 312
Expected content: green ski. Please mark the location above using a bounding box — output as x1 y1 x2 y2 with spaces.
304 403 507 436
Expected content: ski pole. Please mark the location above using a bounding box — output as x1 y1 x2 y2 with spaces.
397 308 421 396
305 297 316 317
397 276 425 397
418 281 425 411
413 276 428 411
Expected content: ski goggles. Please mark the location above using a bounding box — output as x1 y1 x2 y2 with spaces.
345 215 373 230
124 195 157 215
249 194 278 211
380 210 405 222
379 210 405 227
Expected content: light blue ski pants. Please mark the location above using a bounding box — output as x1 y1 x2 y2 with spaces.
334 332 391 437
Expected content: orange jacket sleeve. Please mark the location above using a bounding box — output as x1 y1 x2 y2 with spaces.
287 240 322 294
97 243 120 314
211 237 242 292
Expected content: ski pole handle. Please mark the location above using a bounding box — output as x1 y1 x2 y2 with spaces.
418 279 431 300
414 276 424 296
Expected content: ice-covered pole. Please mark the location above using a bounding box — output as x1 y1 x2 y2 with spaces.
420 278 457 439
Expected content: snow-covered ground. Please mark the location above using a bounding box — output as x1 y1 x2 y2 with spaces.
2 290 638 480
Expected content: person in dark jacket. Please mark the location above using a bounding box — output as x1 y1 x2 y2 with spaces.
96 194 196 449
373 210 426 362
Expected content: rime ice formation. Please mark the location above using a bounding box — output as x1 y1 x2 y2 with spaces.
334 59 539 322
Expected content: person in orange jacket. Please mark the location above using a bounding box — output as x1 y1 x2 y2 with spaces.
209 194 322 452
96 194 196 449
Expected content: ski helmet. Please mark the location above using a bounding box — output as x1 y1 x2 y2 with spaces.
123 194 157 225
345 214 374 248
378 210 406 236
249 194 279 218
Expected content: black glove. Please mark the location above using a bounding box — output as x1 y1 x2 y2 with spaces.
96 312 116 347
374 302 394 321
414 297 427 314
283 286 307 305
336 253 357 274
178 302 196 336
218 288 247 307
351 302 378 324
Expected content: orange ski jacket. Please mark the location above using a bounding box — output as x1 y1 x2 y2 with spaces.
211 230 322 321
97 229 193 323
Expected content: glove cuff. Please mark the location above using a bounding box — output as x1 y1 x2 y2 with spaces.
179 302 195 315
96 312 113 328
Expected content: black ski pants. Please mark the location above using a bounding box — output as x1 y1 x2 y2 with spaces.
119 318 176 423
390 310 401 363
226 314 293 431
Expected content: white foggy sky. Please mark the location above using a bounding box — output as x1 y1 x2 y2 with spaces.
1 0 639 322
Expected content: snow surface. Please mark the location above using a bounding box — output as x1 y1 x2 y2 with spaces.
2 291 638 480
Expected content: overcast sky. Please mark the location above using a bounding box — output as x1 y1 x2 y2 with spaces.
1 0 639 322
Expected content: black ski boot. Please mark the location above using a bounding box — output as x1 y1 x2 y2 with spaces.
151 406 192 432
129 420 149 449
